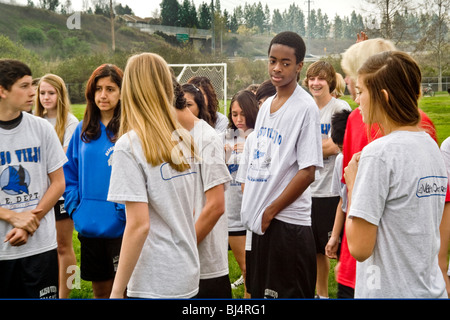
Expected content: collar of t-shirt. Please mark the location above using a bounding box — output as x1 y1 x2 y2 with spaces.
0 112 23 130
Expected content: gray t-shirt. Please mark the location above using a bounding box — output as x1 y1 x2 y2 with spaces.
44 112 79 148
0 112 67 260
222 129 246 232
349 131 447 298
310 97 351 197
190 120 232 279
214 112 229 134
107 130 200 298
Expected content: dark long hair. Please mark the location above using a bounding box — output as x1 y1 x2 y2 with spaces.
228 90 259 130
187 76 218 127
181 83 212 126
82 64 123 143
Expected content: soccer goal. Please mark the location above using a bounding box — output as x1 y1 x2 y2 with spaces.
169 63 228 116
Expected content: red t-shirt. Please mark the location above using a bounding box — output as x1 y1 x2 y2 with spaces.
337 107 439 289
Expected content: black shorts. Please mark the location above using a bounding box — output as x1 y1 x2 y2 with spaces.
248 219 317 298
197 274 232 299
311 196 340 255
54 199 70 221
0 249 58 299
77 234 122 282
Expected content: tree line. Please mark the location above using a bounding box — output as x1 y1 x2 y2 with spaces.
159 0 448 42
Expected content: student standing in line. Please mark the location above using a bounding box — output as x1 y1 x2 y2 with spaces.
223 90 259 295
303 61 352 299
236 31 323 298
176 81 232 298
188 76 229 133
344 51 447 298
0 59 67 298
63 64 125 299
108 53 201 299
35 73 79 298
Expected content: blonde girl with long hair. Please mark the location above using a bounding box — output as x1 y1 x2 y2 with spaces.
35 73 79 299
108 52 201 299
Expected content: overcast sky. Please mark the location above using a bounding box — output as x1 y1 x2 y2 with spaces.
10 0 363 19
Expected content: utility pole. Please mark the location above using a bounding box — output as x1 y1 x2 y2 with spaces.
306 0 313 55
211 0 215 54
110 0 115 52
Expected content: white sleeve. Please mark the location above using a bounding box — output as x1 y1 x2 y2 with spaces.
107 138 148 204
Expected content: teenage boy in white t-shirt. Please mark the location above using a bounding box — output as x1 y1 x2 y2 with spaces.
236 32 323 298
0 59 67 298
303 60 352 298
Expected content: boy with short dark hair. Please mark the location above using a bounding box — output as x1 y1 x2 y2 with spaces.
0 59 67 298
237 31 323 298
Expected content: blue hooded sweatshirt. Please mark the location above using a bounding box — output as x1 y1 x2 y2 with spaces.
63 121 125 238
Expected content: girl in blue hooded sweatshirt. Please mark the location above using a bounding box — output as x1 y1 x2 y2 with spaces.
63 64 125 298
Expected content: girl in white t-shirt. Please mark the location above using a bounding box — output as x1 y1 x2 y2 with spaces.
344 51 447 298
108 53 200 299
223 90 259 296
35 74 79 299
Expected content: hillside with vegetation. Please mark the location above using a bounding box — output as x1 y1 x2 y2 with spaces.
0 1 447 102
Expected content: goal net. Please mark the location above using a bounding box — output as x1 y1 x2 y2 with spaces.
169 63 228 116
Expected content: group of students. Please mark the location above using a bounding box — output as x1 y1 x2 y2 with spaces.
0 30 449 300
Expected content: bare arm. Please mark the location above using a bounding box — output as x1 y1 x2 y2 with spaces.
261 166 316 233
344 153 377 262
34 167 65 221
195 184 225 244
110 201 149 299
322 138 340 158
439 201 450 295
0 207 41 234
325 198 345 259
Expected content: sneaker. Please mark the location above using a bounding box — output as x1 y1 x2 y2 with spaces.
231 275 244 289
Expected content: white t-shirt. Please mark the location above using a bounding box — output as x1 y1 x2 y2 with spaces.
236 85 323 235
44 113 79 148
349 131 447 298
214 112 229 134
222 129 247 232
330 152 347 212
0 113 67 260
107 130 200 299
310 97 351 197
190 120 232 279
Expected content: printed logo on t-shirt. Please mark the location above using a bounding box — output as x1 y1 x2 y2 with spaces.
160 162 197 181
0 165 30 195
416 176 448 198
0 147 41 209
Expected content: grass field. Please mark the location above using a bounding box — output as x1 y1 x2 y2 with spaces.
68 92 450 299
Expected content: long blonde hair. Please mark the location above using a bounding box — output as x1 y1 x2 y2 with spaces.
35 73 71 145
120 52 195 172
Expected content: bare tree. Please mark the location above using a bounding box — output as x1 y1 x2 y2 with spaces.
416 0 449 91
361 0 418 40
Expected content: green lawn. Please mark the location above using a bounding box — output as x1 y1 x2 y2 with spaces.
68 92 449 299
